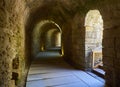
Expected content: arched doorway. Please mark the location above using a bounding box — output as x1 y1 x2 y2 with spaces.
85 10 104 75
43 28 61 51
32 20 62 58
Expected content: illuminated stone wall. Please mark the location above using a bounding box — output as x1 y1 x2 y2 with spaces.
0 0 29 87
85 10 103 69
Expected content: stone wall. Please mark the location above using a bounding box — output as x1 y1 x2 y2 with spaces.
0 0 29 87
0 0 120 87
103 27 120 87
70 14 85 69
26 1 120 87
101 0 120 86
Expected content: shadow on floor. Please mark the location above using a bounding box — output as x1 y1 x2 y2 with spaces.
26 52 105 87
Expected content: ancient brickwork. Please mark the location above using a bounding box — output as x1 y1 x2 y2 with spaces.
102 1 120 86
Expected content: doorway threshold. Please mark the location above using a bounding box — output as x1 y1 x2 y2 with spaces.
92 68 105 78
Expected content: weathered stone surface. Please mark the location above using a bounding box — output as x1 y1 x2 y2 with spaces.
103 38 114 48
103 48 115 57
0 0 28 87
0 0 120 87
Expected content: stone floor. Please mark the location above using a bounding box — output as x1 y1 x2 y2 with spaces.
36 51 62 58
26 52 105 87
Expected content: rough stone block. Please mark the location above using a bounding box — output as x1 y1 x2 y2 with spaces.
104 67 115 87
114 69 120 87
11 80 15 87
103 38 114 48
103 28 120 38
12 57 19 69
103 48 115 57
114 51 120 67
115 37 120 49
103 56 114 67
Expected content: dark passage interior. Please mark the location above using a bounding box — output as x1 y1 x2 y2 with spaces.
0 0 120 87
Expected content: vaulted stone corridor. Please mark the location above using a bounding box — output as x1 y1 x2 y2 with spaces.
0 0 120 87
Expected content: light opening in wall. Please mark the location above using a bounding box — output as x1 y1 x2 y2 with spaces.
85 10 105 76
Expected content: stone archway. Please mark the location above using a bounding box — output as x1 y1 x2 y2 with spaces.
45 29 61 49
85 10 104 71
32 20 62 58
